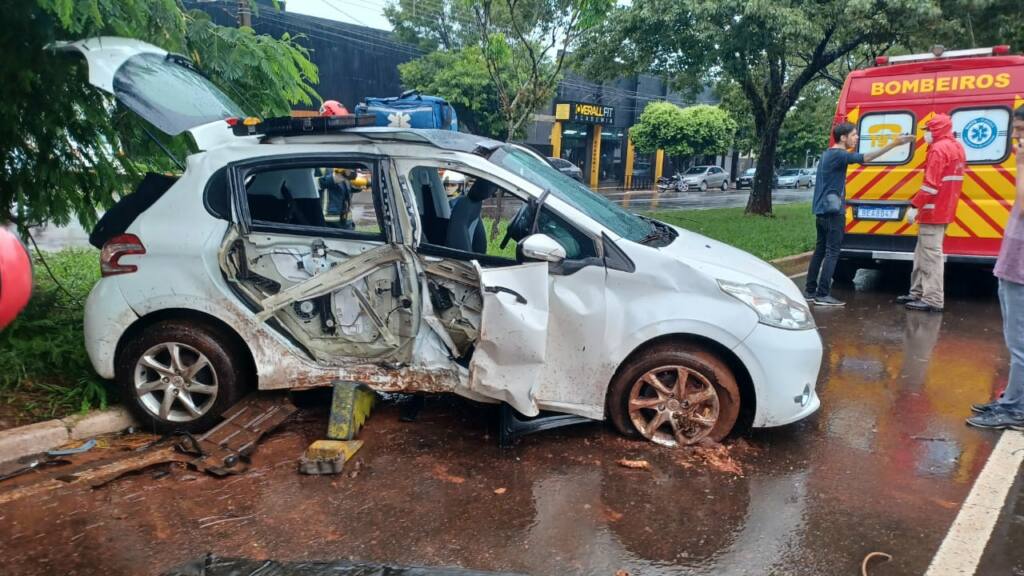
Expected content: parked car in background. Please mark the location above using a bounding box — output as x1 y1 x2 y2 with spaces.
681 165 730 191
548 157 584 182
800 168 816 188
775 168 812 189
632 161 652 186
737 168 756 189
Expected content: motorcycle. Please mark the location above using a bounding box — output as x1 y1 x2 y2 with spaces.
656 172 689 193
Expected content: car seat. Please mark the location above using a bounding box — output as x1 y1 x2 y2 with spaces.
409 167 450 245
446 179 496 253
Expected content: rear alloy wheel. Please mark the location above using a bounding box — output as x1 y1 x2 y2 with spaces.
117 320 247 433
608 344 740 446
721 180 729 191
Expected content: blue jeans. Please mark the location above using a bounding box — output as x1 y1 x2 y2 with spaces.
805 213 845 297
998 279 1024 411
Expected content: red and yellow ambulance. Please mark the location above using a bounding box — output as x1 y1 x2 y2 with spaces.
834 45 1021 270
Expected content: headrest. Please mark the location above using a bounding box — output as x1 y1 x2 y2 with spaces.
467 179 497 202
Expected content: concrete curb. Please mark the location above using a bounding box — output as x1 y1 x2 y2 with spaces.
771 251 813 277
0 406 137 464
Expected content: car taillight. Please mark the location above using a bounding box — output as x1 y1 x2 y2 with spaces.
100 234 146 277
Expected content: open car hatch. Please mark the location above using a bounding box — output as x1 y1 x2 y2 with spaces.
55 36 244 150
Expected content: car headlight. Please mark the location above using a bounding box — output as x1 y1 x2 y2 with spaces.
718 280 815 330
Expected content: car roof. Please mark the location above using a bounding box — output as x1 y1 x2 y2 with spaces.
260 127 503 154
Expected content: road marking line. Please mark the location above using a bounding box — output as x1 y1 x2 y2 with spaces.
925 430 1024 576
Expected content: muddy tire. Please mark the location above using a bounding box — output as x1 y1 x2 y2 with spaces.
116 319 248 433
607 342 740 446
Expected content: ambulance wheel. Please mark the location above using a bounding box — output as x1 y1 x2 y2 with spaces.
607 342 740 447
833 260 858 283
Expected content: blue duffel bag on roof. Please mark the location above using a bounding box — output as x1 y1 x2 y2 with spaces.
356 90 458 131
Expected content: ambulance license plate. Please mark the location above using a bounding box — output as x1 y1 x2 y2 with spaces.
856 206 901 221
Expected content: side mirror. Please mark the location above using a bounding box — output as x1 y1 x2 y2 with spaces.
520 234 566 263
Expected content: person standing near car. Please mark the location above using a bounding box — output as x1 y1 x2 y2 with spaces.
897 114 966 313
966 106 1024 430
805 123 913 306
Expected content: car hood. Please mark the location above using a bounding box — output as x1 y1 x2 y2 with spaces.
659 225 803 300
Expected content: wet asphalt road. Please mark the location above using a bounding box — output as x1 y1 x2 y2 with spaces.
0 265 1018 576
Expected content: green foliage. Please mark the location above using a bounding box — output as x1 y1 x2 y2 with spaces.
630 102 736 159
388 0 613 140
1 1 318 230
577 0 943 214
0 249 109 422
648 203 815 261
776 83 837 167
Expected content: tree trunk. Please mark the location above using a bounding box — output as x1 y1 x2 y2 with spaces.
730 147 740 181
745 127 781 215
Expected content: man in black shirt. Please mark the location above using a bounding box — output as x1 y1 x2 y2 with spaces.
804 123 912 306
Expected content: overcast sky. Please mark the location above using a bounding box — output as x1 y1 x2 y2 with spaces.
285 0 394 31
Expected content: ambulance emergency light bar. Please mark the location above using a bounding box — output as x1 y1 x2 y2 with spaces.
875 45 1011 66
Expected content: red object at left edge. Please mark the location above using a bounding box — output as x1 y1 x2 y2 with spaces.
0 228 32 330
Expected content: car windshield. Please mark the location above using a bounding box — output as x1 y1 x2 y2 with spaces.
743 168 756 176
779 169 799 176
684 167 706 175
489 146 652 242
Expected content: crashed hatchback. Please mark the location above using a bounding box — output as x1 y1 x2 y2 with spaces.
70 37 822 447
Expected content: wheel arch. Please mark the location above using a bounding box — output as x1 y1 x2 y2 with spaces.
115 308 257 389
606 333 757 434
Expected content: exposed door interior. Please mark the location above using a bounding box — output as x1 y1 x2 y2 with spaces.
221 156 421 365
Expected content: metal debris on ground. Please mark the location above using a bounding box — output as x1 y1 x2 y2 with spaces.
178 393 297 476
298 439 363 475
0 394 296 503
47 438 97 456
163 554 527 576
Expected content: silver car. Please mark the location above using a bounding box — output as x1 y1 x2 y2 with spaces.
681 165 730 191
776 168 812 189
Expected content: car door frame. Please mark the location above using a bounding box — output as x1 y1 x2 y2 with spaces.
225 151 423 364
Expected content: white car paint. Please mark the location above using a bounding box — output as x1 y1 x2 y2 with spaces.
73 37 822 435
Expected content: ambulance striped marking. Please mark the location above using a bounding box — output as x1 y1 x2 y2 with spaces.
959 195 1005 236
878 167 924 200
894 222 913 235
993 163 1017 187
966 170 1013 210
849 166 897 200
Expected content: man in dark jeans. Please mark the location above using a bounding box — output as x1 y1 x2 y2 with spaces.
805 123 913 306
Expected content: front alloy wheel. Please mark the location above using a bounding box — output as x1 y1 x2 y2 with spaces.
628 366 720 446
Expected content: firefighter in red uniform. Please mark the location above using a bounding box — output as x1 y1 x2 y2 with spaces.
897 114 966 312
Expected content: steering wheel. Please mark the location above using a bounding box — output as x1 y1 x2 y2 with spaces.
501 202 534 249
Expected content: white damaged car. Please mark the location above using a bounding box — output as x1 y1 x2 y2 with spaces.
69 37 822 446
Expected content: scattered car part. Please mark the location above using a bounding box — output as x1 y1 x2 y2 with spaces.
298 439 363 475
163 554 525 576
498 404 590 448
177 393 297 476
47 438 97 456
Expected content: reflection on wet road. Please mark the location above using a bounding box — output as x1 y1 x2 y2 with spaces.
0 266 1012 575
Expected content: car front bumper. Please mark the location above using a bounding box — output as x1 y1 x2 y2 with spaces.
734 323 823 428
